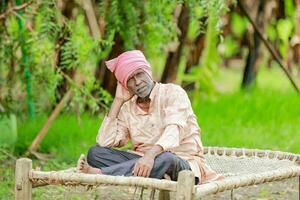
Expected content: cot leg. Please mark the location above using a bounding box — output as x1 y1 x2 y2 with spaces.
176 170 195 200
159 190 170 200
15 158 32 200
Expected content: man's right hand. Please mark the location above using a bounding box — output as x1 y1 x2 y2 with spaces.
115 82 134 103
108 83 133 118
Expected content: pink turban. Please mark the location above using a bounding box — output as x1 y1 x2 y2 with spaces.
105 50 152 89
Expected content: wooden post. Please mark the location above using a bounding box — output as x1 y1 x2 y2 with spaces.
15 158 32 200
176 170 195 200
159 190 170 200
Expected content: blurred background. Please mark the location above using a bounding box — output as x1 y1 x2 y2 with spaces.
0 0 300 198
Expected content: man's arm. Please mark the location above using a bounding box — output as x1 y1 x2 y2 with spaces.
107 98 124 118
97 83 133 147
108 82 134 118
133 145 164 177
144 145 164 158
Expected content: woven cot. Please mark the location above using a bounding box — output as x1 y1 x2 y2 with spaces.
15 147 300 199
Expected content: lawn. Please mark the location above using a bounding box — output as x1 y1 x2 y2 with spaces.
197 66 300 153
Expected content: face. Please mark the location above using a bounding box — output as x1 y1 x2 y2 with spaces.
127 69 154 98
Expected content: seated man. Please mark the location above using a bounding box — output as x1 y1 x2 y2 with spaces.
77 50 221 184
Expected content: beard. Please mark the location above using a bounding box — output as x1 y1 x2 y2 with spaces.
136 86 151 98
137 89 149 98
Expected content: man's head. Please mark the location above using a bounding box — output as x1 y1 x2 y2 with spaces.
127 69 154 98
105 50 154 98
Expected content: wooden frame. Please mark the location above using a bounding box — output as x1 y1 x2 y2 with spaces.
15 147 300 200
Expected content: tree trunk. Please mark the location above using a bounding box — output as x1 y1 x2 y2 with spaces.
182 18 206 91
161 4 189 83
184 24 206 73
100 33 124 96
60 0 76 19
241 0 265 88
81 0 101 40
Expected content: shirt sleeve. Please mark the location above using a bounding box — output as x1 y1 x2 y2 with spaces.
155 124 180 150
96 106 130 148
155 85 191 150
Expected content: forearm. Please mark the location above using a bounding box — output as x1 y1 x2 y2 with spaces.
144 145 164 159
97 99 129 147
107 98 124 118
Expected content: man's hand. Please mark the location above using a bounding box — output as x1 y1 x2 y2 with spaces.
133 155 154 177
107 82 134 118
115 82 134 103
132 145 163 177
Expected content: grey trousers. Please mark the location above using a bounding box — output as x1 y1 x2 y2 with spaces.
87 145 194 182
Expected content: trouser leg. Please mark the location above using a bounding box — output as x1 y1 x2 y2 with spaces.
86 145 141 168
100 151 192 181
150 152 191 181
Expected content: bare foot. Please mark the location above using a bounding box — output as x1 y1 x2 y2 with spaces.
76 154 101 174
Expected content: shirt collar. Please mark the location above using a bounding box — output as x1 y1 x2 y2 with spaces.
149 82 159 101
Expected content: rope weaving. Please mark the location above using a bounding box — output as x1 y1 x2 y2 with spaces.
205 152 299 177
195 147 300 198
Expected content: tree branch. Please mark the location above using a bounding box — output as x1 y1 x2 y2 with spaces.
0 1 33 20
238 0 300 93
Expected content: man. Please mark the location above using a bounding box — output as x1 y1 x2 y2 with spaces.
77 50 221 184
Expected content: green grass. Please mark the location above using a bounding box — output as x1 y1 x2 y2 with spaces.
15 114 103 163
196 66 300 153
197 89 300 153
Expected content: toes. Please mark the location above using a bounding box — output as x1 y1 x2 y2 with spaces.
80 154 86 161
77 154 86 173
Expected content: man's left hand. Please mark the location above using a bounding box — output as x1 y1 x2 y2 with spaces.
133 155 154 177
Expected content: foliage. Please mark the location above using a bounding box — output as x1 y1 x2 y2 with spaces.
276 19 293 58
97 0 179 58
0 146 16 199
140 0 178 56
230 12 248 38
183 0 228 105
266 0 297 60
0 0 112 116
1 0 228 117
218 12 247 59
